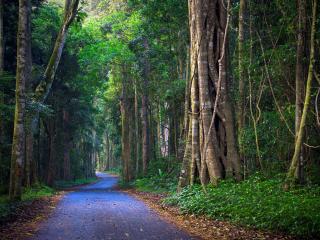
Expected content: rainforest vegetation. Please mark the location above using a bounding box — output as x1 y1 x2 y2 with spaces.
0 0 320 238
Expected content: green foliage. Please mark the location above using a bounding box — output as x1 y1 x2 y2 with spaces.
54 178 97 189
104 168 121 175
134 175 177 193
240 109 294 173
133 157 180 193
165 175 320 237
21 185 55 201
0 185 55 220
32 3 62 63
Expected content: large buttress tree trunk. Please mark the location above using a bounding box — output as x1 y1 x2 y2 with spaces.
179 0 242 187
9 0 32 200
219 2 242 181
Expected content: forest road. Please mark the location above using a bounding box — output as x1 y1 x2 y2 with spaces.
31 172 197 240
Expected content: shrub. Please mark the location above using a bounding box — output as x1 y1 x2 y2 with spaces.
165 174 320 237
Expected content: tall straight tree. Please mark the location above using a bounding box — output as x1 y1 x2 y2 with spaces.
9 0 32 200
120 69 132 183
294 0 307 183
0 0 4 175
142 38 150 176
33 0 79 102
287 0 317 185
24 0 80 186
237 0 245 145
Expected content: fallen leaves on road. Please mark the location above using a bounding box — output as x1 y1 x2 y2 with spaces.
123 189 296 240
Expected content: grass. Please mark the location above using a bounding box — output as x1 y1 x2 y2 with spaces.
164 174 320 237
0 184 55 220
54 177 97 189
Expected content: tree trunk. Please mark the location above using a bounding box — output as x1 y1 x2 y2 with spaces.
63 109 71 180
177 46 190 162
9 0 32 200
0 0 3 72
181 0 241 186
219 2 242 181
294 0 307 183
0 0 4 185
286 0 317 185
34 0 79 103
177 122 192 190
134 81 140 176
46 119 56 186
195 0 223 183
237 0 245 137
142 38 150 176
120 71 132 183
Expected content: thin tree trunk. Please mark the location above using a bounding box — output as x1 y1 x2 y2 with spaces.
0 0 3 72
9 0 32 200
286 0 317 185
134 81 140 176
237 0 245 137
237 0 245 165
142 38 150 176
34 0 79 103
0 0 4 184
294 0 307 183
120 71 131 183
177 122 192 190
63 109 71 180
46 119 56 186
177 46 191 162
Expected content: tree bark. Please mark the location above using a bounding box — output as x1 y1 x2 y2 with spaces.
219 1 242 181
142 38 150 176
0 0 4 184
286 0 317 185
9 0 32 200
177 121 192 190
294 0 307 183
181 0 242 186
237 0 245 136
63 109 71 180
134 81 140 176
46 118 56 186
237 0 245 165
34 0 79 103
120 69 132 183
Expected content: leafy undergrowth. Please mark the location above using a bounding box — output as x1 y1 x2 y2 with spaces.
104 168 121 176
164 175 320 238
134 174 178 193
0 184 55 220
54 177 97 189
